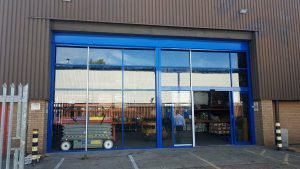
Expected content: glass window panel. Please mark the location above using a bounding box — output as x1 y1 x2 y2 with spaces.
231 53 247 69
161 68 190 87
161 72 190 87
55 90 87 103
124 49 155 66
124 69 155 89
161 91 191 104
89 69 122 89
232 70 248 87
123 91 156 148
88 91 122 149
233 92 250 142
161 50 190 67
161 91 192 147
192 52 230 68
55 69 87 89
192 69 231 87
89 48 122 65
53 90 87 151
56 47 87 65
88 91 122 104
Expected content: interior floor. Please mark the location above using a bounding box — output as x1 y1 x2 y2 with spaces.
195 132 230 146
114 132 156 148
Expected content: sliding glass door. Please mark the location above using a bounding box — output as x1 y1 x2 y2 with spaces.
193 91 231 146
161 91 193 147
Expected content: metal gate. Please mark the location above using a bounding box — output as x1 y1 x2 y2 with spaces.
0 84 29 169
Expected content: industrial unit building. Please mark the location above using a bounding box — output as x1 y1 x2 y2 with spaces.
0 0 300 153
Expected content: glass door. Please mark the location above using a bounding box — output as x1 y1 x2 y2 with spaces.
232 92 251 144
161 91 193 147
193 91 231 146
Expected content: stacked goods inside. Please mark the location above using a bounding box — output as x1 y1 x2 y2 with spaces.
194 91 231 145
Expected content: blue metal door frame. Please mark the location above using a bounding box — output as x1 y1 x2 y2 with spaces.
47 32 254 152
155 48 163 147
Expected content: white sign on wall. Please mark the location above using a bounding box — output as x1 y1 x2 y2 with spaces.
31 103 41 111
253 101 259 111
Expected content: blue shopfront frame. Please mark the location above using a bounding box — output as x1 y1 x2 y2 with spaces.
48 32 255 152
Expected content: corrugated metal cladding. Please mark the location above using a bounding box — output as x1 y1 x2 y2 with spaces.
1 0 300 100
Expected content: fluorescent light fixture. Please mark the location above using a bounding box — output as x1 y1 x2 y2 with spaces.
63 0 71 2
240 8 248 14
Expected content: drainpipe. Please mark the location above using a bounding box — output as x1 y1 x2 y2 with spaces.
274 100 279 122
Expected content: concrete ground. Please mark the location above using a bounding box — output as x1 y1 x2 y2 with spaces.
25 145 300 169
289 145 300 153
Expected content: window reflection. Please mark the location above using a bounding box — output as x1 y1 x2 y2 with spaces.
55 90 87 104
161 72 190 87
56 47 88 65
89 69 122 89
55 69 87 89
192 52 230 68
231 53 247 69
124 69 155 89
232 70 248 87
124 91 156 148
161 69 190 87
124 49 155 66
192 69 231 87
89 48 122 65
89 91 122 104
161 50 190 67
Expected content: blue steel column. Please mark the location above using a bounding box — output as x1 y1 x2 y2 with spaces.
229 92 235 144
229 52 236 144
190 50 195 147
122 49 125 148
155 48 162 148
47 39 56 152
246 50 256 144
171 105 175 146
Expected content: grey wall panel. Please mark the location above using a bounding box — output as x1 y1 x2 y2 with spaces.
1 0 300 100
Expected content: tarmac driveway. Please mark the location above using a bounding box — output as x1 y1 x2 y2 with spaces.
26 145 300 169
